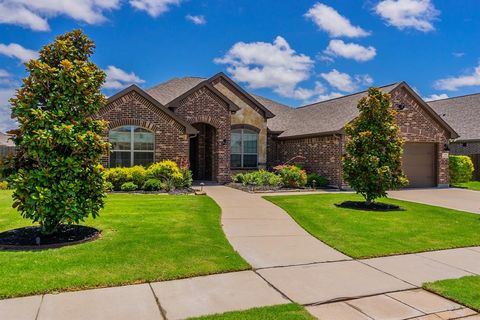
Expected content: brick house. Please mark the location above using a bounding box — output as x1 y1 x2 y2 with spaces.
100 72 458 188
429 93 480 180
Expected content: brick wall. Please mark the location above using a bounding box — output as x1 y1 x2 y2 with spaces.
267 134 344 187
391 87 451 186
173 86 231 183
97 91 189 167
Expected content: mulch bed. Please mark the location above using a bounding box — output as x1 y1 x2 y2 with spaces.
110 188 195 195
0 225 100 251
335 201 402 211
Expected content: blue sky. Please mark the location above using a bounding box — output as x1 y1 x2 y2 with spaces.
0 0 479 131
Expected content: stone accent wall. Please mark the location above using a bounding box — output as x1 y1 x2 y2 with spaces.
173 86 231 183
212 79 268 169
98 91 189 167
267 134 344 187
391 87 451 186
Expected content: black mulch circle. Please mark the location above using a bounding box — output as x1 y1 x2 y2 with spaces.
335 201 402 212
0 225 100 251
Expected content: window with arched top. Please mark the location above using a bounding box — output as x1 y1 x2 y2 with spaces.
109 125 154 167
231 128 258 168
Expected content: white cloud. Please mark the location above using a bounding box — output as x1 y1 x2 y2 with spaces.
0 87 16 133
423 93 448 101
452 52 465 58
0 0 120 31
305 3 370 38
0 43 38 63
0 70 10 78
434 64 480 91
316 92 344 102
129 0 181 17
320 69 374 93
375 0 439 32
186 14 206 25
103 65 145 90
323 40 376 62
215 36 324 100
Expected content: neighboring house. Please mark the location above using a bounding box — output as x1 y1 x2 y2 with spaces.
429 93 480 180
99 72 458 188
0 132 15 160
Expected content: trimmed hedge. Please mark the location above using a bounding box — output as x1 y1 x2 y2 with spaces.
449 155 474 184
232 167 325 189
274 165 307 188
104 160 193 192
233 170 283 187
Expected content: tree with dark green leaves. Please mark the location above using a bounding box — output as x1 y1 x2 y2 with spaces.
9 30 109 234
342 87 408 204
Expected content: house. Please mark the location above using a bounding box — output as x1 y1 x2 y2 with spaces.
99 72 458 188
429 93 480 180
0 132 15 160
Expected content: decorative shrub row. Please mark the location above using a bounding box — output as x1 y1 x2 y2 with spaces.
232 165 328 189
104 160 193 192
449 155 474 184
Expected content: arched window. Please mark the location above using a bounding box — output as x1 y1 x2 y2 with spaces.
109 125 154 167
231 128 258 168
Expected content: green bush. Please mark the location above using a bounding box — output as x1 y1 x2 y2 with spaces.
104 167 131 191
235 170 283 187
307 173 329 188
104 181 114 192
143 179 162 191
120 182 138 191
130 166 147 187
179 168 193 188
274 165 307 188
449 155 474 184
0 181 8 190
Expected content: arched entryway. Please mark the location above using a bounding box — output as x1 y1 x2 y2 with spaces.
189 123 217 181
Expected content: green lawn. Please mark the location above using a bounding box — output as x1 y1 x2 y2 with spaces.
264 194 480 258
0 191 249 299
424 276 480 312
453 181 480 191
188 304 314 320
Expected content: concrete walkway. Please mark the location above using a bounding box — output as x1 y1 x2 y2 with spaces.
389 188 480 214
2 186 480 320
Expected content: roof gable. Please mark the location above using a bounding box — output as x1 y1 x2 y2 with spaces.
106 84 198 135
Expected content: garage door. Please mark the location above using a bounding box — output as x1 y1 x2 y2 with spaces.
402 143 436 188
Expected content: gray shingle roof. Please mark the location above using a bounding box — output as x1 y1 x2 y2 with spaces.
428 93 480 141
147 77 206 105
255 83 399 138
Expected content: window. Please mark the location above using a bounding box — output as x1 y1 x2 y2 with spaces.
231 128 258 168
109 126 154 167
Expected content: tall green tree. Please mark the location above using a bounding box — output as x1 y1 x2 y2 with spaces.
343 87 408 204
9 30 109 234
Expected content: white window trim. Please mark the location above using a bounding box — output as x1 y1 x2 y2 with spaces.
231 128 258 169
110 126 155 167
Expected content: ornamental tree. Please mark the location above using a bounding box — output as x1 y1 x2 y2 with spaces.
342 87 408 204
9 30 109 234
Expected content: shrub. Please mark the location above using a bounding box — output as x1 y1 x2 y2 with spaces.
274 165 307 188
307 173 329 188
232 173 245 184
104 167 131 191
0 181 8 190
342 87 408 204
179 168 193 188
104 181 114 192
236 170 283 187
449 155 474 184
120 182 138 191
143 178 162 191
9 30 109 234
130 166 147 187
147 160 185 189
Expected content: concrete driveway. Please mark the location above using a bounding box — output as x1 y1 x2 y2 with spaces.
388 188 480 214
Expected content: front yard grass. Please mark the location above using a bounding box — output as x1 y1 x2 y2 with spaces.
424 276 480 312
265 194 480 258
453 181 480 191
0 191 249 299
189 304 315 320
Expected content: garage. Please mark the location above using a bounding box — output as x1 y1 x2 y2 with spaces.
402 143 437 188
